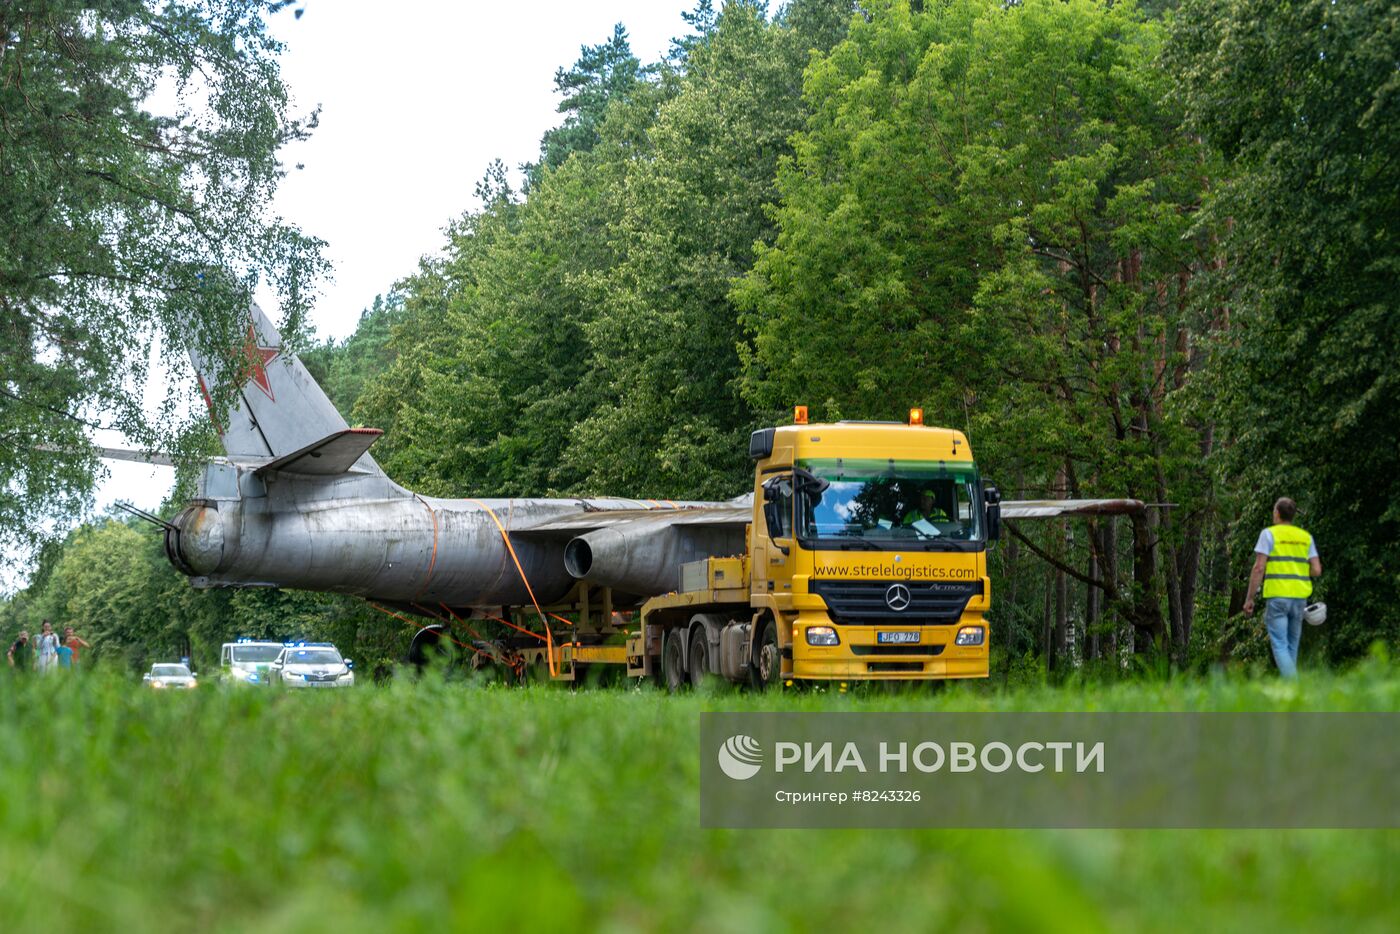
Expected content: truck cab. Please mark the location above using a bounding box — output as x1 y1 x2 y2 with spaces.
636 408 1001 689
747 410 999 683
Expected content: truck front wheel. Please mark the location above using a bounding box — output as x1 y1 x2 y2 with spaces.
750 618 781 691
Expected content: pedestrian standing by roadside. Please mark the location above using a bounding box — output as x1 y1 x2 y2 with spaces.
1243 498 1322 678
7 630 32 672
34 620 60 674
63 627 91 668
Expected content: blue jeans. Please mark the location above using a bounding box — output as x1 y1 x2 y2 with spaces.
1264 597 1306 678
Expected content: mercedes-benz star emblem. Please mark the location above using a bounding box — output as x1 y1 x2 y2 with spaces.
885 583 912 611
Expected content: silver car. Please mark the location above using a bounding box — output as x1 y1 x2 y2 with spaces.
144 663 197 690
268 644 355 688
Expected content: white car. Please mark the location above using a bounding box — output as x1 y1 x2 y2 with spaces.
144 663 197 690
268 643 355 688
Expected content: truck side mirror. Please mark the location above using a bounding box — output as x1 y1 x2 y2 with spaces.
760 478 791 555
984 484 1002 542
793 467 830 497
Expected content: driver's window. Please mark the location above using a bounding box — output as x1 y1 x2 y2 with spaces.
763 476 793 538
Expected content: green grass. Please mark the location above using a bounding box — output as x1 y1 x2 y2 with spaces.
1 664 1396 932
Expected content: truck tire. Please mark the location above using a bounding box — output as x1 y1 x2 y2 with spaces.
750 617 781 691
662 630 688 693
688 627 712 688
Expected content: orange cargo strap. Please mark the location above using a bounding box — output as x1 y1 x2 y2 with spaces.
436 603 524 675
482 611 547 644
468 499 558 676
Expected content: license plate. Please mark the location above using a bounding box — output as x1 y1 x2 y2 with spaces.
877 630 920 644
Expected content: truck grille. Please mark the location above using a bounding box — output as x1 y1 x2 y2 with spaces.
810 580 982 626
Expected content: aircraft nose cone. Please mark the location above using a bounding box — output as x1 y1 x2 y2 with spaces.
170 502 226 575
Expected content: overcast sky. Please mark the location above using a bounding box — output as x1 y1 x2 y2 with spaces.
59 2 695 587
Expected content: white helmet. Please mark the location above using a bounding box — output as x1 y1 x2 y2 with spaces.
1304 603 1327 626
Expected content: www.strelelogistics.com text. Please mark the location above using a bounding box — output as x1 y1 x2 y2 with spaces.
812 564 979 580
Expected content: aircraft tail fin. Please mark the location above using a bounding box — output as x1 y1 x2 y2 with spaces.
190 303 382 474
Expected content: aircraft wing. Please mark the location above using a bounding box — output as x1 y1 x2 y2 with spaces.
512 497 1144 536
43 443 177 467
512 505 751 539
1001 498 1144 519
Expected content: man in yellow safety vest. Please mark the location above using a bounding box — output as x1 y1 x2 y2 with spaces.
1243 497 1322 677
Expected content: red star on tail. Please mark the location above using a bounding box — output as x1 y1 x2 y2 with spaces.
240 326 279 401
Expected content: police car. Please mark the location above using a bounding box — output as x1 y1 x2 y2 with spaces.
219 639 284 686
267 643 355 688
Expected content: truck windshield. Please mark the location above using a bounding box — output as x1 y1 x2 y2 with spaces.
231 645 282 663
796 459 982 550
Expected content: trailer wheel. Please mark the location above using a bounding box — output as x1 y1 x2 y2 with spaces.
750 617 781 691
688 627 712 688
662 631 688 693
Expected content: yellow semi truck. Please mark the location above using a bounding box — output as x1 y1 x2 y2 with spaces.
625 408 998 689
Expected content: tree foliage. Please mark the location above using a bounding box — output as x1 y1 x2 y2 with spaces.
528 23 646 187
737 0 1221 659
359 2 852 500
302 293 406 419
1172 0 1400 655
0 0 326 551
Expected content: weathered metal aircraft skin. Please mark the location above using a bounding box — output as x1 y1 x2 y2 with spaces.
167 304 744 611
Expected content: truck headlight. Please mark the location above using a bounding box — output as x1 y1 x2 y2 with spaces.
955 626 985 646
805 626 840 646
